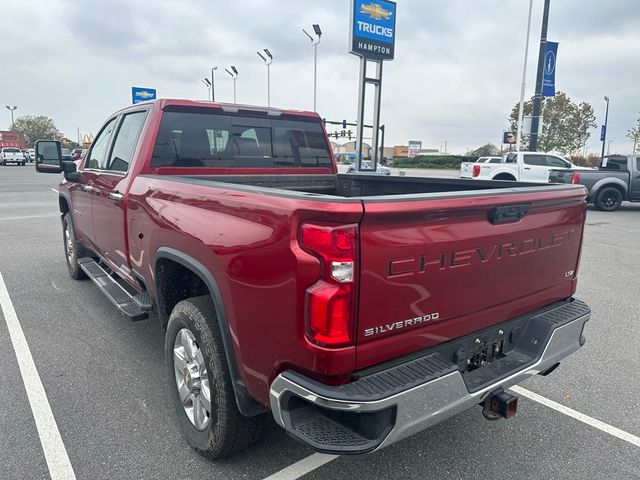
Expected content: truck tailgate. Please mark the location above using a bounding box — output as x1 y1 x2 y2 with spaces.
460 162 475 178
355 186 586 370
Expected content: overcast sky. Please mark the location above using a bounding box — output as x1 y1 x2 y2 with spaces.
2 0 639 154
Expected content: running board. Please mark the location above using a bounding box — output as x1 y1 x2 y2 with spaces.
78 258 149 321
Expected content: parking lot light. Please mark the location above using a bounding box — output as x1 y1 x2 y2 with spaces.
5 105 17 130
225 67 238 103
257 49 273 107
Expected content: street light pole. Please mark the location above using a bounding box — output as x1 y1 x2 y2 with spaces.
201 78 211 100
303 24 322 112
5 105 17 130
257 49 273 107
529 0 551 152
601 96 610 160
516 0 534 152
211 67 218 101
225 66 238 103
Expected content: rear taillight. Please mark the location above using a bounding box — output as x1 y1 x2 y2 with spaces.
571 172 580 184
300 223 357 347
473 164 481 177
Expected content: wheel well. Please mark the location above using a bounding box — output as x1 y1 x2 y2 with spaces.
597 183 625 198
156 258 210 328
493 173 516 181
59 196 69 214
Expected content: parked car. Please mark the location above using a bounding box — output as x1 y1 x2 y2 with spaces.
475 156 502 164
346 159 391 175
61 148 73 161
461 152 591 182
548 154 640 211
71 148 83 160
36 99 591 458
1 147 26 166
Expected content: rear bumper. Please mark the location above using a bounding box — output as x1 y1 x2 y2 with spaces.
270 299 590 454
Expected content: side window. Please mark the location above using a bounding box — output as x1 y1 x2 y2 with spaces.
545 156 569 168
523 155 543 166
107 111 148 172
86 118 117 170
636 158 640 171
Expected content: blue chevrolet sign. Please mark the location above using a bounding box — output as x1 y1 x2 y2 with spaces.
132 87 157 104
350 0 396 60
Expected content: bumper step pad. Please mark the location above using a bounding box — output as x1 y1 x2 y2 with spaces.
79 258 149 321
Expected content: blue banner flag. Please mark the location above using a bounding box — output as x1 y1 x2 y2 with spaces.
600 125 606 142
542 42 558 97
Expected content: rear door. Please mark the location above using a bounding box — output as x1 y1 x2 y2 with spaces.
355 186 587 369
91 110 148 272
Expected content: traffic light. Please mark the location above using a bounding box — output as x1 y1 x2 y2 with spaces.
347 130 352 140
341 130 346 137
342 120 347 129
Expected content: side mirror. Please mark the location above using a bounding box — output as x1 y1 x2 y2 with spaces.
62 160 80 182
35 140 62 173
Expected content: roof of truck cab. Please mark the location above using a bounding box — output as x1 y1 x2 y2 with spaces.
111 98 321 120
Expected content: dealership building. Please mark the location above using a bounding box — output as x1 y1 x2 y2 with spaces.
0 131 26 149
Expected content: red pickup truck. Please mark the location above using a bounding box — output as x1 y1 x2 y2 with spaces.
36 99 591 458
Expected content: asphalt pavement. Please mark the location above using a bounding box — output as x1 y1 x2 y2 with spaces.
0 165 639 480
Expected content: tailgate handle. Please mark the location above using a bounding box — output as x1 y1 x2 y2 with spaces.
488 204 529 224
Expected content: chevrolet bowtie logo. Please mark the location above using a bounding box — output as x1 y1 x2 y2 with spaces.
135 91 155 99
360 2 392 20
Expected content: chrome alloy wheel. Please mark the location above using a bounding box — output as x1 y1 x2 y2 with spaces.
64 223 75 265
173 328 211 431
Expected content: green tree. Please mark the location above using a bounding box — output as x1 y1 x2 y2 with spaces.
509 91 596 155
469 143 499 156
10 115 57 147
627 114 640 154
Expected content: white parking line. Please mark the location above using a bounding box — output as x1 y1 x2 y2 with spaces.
262 386 640 480
262 453 338 480
0 214 57 222
511 386 640 448
0 272 77 480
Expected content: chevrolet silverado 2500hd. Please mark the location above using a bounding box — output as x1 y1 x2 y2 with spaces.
36 99 591 458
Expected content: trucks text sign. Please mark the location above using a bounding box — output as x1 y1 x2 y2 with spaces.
350 0 396 60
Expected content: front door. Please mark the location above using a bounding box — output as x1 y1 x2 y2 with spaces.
630 157 640 200
91 110 148 274
70 117 118 248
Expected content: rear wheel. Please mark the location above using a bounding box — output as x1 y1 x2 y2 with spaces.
595 187 623 211
165 296 265 458
62 213 87 279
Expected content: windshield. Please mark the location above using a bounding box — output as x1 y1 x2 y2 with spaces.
3 148 20 153
151 110 332 169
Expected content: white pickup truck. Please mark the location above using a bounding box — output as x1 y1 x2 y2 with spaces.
1 147 26 166
461 152 589 183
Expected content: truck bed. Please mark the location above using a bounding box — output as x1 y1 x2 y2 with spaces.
161 173 557 199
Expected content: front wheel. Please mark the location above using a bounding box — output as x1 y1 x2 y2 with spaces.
165 296 265 458
595 187 623 211
62 213 87 279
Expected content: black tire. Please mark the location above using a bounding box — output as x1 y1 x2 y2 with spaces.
62 213 87 279
595 187 623 211
165 295 265 458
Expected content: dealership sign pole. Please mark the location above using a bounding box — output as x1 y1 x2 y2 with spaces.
350 0 396 172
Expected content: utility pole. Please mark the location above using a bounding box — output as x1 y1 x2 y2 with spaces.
303 24 322 112
600 96 610 160
529 0 551 152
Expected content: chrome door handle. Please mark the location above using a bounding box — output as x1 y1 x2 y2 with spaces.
108 191 124 201
524 167 531 170
82 185 96 193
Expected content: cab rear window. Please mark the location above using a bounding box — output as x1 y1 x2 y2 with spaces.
151 111 332 169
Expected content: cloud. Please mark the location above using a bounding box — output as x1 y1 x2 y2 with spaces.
1 0 639 153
